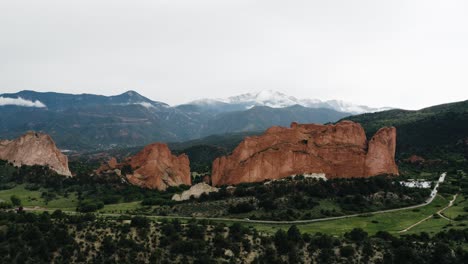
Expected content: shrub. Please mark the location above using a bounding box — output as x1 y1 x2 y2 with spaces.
76 199 104 213
345 228 368 242
131 216 150 228
340 245 355 258
141 197 175 206
228 201 255 214
10 195 21 206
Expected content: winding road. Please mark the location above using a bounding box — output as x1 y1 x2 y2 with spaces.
24 172 448 226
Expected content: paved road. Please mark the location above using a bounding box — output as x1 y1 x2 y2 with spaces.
23 172 448 226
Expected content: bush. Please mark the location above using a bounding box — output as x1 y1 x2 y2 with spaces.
10 195 21 206
101 195 121 205
76 199 104 213
345 228 368 242
131 216 150 228
340 245 355 258
170 240 205 256
228 201 255 214
0 201 12 209
141 197 175 206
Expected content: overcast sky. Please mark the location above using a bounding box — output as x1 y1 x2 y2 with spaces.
1 0 467 109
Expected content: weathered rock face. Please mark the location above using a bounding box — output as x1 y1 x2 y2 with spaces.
212 121 398 186
365 127 398 176
172 183 219 201
405 155 425 164
0 132 72 176
108 143 191 190
96 157 118 174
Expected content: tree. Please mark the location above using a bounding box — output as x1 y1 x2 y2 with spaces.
318 248 335 263
346 228 368 242
10 195 21 206
186 223 205 240
131 216 150 228
340 245 355 258
76 199 104 212
51 209 64 219
102 236 116 255
274 229 289 254
287 225 302 244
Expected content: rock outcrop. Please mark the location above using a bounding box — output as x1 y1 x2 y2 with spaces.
96 157 118 174
212 121 398 186
172 183 219 201
0 132 72 176
405 155 425 164
98 143 191 190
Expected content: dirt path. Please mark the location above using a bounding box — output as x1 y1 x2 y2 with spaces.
398 193 457 233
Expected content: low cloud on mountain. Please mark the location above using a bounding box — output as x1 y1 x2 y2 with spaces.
0 96 46 108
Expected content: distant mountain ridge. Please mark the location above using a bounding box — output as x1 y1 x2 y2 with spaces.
0 90 352 151
185 90 392 114
343 99 468 162
0 90 169 110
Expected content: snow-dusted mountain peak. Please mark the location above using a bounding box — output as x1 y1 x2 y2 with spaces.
220 90 299 108
187 90 392 114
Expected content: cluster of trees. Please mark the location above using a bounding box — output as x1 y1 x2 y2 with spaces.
0 210 94 263
194 176 431 220
0 160 190 213
0 195 21 209
1 209 467 263
442 170 468 197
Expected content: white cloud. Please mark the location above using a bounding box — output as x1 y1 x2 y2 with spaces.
136 102 154 109
0 97 46 108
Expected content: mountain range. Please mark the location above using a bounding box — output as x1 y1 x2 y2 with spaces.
184 90 391 114
1 90 371 150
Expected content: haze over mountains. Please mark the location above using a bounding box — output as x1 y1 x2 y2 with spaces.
1 89 381 151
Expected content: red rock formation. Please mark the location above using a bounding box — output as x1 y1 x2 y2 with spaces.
0 131 71 176
365 127 398 176
405 155 425 164
96 157 118 174
212 121 398 186
100 143 191 190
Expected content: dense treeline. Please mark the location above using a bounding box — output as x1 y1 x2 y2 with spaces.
0 210 467 263
180 176 431 220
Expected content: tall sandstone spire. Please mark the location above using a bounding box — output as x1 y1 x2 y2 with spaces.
0 131 72 176
212 121 398 186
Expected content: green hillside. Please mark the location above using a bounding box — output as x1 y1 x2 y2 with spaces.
342 100 468 163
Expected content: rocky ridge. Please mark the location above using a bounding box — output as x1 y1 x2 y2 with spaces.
0 131 71 176
212 121 398 186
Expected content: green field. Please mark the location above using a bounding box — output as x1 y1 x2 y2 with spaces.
242 195 452 236
1 186 457 237
0 185 78 209
443 194 468 219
